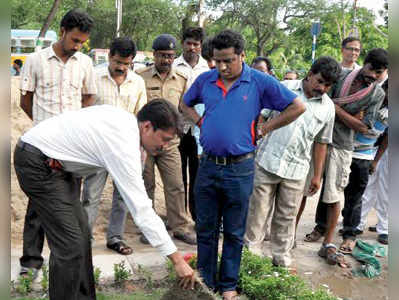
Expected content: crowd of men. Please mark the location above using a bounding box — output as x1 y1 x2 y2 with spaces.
13 8 388 300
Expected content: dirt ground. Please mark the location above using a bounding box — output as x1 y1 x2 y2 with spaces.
10 76 388 300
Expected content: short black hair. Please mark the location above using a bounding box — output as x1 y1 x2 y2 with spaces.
309 56 341 84
252 56 273 71
60 9 94 33
211 30 245 55
110 37 137 58
364 48 388 70
137 99 183 136
341 36 361 48
183 27 205 43
284 70 298 78
201 37 213 60
13 59 23 67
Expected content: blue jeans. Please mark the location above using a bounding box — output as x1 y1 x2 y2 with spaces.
195 155 255 292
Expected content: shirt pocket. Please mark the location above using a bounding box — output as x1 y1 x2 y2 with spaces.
69 80 82 97
147 86 161 101
166 87 183 108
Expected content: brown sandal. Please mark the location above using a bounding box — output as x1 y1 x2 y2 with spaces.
318 244 351 268
304 229 323 242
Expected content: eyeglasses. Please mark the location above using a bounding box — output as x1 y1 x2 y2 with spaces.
344 47 361 53
155 53 176 60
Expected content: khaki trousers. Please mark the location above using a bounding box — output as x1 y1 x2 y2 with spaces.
143 143 193 233
244 163 306 266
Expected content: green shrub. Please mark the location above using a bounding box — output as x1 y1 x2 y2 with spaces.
113 261 132 285
16 270 34 296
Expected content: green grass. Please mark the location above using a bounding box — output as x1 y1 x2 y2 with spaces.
15 290 165 300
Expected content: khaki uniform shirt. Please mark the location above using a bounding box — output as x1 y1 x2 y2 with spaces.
136 65 188 146
136 65 188 109
94 65 147 115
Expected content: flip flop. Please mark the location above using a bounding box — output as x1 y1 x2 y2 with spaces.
339 239 357 254
106 241 133 255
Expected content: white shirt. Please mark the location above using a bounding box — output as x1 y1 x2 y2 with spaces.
173 55 209 88
340 62 361 72
20 45 97 125
94 65 147 115
21 105 177 257
256 80 335 180
173 55 209 134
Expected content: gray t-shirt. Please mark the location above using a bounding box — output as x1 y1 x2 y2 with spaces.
330 71 385 151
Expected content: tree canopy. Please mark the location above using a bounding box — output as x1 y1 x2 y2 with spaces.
12 0 388 78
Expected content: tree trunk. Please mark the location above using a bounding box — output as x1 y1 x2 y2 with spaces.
38 0 63 39
198 0 205 27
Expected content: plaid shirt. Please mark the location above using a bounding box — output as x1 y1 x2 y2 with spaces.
256 80 335 180
20 45 97 125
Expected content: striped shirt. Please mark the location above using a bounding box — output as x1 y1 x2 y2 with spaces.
256 80 335 180
94 65 147 115
20 45 97 125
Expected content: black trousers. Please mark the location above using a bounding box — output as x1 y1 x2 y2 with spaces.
342 158 371 239
178 129 199 222
314 158 371 239
14 144 96 300
20 200 45 270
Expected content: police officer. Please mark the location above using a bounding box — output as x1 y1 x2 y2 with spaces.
136 34 196 245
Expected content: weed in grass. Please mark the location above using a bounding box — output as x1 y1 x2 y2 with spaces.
136 264 154 289
114 261 132 286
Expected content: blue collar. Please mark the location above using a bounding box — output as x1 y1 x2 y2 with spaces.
210 63 251 83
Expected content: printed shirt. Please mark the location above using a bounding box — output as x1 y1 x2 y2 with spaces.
21 105 177 257
256 80 335 180
330 70 385 151
183 64 297 156
20 45 97 125
94 65 147 115
173 55 209 149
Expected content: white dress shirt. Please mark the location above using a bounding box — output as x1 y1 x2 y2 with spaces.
21 105 177 256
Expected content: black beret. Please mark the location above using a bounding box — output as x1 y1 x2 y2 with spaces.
152 34 177 51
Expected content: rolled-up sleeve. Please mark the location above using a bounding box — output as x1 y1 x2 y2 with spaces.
20 55 36 92
315 112 335 144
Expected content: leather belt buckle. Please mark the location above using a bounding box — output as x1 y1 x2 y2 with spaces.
215 156 227 166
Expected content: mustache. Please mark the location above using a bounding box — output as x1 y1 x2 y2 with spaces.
115 69 124 74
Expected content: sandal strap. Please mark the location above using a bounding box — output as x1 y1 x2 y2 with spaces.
323 243 337 249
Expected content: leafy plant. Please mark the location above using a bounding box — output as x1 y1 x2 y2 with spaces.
136 264 154 290
16 270 34 296
41 264 49 293
113 261 132 286
94 266 102 288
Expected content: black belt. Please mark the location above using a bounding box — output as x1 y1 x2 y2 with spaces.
16 140 46 157
204 152 254 166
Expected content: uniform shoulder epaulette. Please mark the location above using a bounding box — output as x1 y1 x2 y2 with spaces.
175 69 188 80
